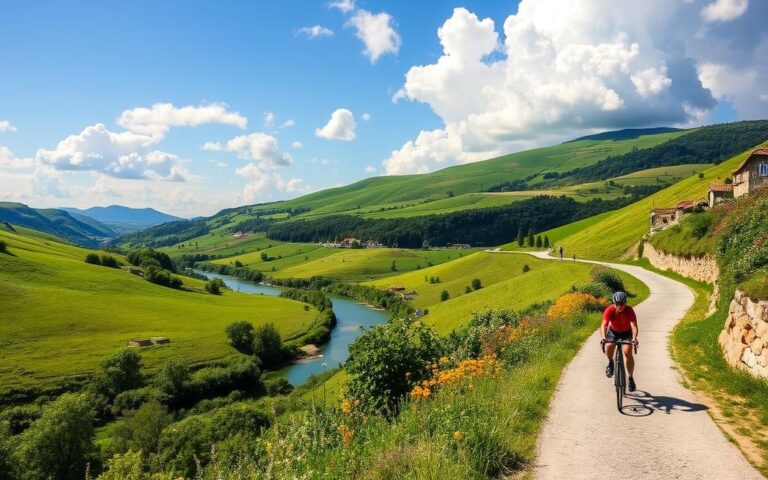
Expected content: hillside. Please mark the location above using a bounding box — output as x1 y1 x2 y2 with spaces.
0 226 319 399
61 205 182 234
0 202 114 247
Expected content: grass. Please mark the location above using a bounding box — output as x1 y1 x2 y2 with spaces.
648 216 716 257
555 142 768 260
0 228 319 399
741 269 768 301
273 247 480 282
611 164 711 185
211 242 337 273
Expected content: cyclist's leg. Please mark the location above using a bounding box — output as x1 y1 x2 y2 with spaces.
623 344 634 376
605 342 616 361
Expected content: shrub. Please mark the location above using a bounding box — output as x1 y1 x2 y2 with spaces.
144 265 183 289
154 360 190 402
440 290 450 302
346 318 443 414
471 278 482 290
687 211 714 239
100 255 121 268
0 404 43 435
187 356 261 399
522 264 530 273
92 349 143 399
17 393 97 480
264 377 294 396
126 248 175 272
465 286 472 294
591 267 625 293
225 321 255 353
575 281 611 301
253 323 283 367
205 278 225 295
110 400 173 457
111 387 163 416
547 292 603 319
0 240 7 254
0 421 16 478
157 415 212 475
208 403 269 440
84 253 101 265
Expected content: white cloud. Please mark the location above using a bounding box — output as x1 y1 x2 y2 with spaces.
264 111 275 128
315 108 356 141
364 165 377 173
0 146 33 169
202 141 223 151
282 119 295 128
225 133 293 166
296 25 335 39
0 120 17 133
328 0 355 14
698 62 758 106
117 102 247 137
631 66 672 97
701 0 749 23
361 113 371 121
385 4 725 174
236 164 308 203
105 150 188 181
348 10 401 63
291 141 303 149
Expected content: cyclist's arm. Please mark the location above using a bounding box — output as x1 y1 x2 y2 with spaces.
600 306 611 340
631 320 639 344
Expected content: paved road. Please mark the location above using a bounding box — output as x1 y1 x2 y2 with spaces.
524 252 762 480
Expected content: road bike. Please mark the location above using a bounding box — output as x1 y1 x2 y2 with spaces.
602 339 638 411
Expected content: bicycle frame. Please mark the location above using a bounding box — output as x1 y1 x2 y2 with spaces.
602 339 637 412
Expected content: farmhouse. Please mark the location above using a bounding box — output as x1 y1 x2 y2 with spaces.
340 237 360 248
449 243 472 249
708 183 734 207
388 285 406 292
650 208 678 233
128 338 152 347
151 336 170 344
732 148 768 199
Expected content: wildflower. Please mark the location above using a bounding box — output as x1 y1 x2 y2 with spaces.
265 442 273 454
354 399 361 406
453 431 463 441
547 292 603 319
338 424 354 446
341 399 352 415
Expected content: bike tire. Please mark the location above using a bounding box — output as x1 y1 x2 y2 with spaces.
615 350 625 412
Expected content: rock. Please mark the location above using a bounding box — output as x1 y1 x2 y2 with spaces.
742 348 757 368
754 320 768 339
751 338 764 356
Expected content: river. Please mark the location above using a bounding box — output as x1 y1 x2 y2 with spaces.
196 270 389 386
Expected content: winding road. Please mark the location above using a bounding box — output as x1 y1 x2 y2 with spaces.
519 252 762 479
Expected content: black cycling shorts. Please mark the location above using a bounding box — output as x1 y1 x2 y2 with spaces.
606 328 632 342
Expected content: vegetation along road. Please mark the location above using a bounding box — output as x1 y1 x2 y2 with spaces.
522 252 762 479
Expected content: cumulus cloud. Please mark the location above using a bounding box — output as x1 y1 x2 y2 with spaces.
202 141 223 151
0 146 33 169
364 165 377 173
296 25 335 39
225 133 293 166
291 141 303 149
384 3 733 174
701 0 749 23
0 120 17 132
235 163 307 203
361 113 371 121
264 111 275 128
328 0 355 14
348 10 401 63
282 119 295 128
315 108 356 141
117 102 247 137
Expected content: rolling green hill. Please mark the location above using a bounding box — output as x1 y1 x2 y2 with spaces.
0 226 319 399
0 202 115 246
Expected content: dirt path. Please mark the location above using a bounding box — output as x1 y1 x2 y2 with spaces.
522 251 762 479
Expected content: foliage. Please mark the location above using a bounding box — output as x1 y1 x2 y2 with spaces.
0 240 6 254
716 187 768 284
126 247 175 272
85 253 101 265
143 265 183 289
547 292 604 319
650 211 717 257
0 421 16 479
110 400 173 458
16 392 97 480
252 323 283 367
196 261 264 283
346 318 444 414
441 289 450 301
590 266 626 293
471 278 482 290
522 264 530 273
100 255 121 268
264 377 294 396
154 360 190 403
111 387 163 416
186 355 262 400
92 349 144 399
95 450 144 480
118 220 209 248
0 404 43 435
204 278 225 295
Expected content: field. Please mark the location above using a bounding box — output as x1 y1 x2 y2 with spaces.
0 228 318 398
211 241 337 273
555 142 768 260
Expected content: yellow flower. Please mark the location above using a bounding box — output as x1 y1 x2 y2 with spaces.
265 442 273 454
341 399 352 415
453 431 463 441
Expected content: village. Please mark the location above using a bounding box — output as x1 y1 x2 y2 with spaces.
650 148 768 233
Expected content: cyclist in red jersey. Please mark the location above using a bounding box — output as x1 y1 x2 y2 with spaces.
600 291 639 392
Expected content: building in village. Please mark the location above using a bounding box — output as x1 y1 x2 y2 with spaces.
650 200 707 233
708 183 734 207
732 148 768 199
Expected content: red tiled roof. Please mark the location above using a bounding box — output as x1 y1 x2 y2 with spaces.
652 208 677 215
676 200 696 209
733 148 768 175
709 183 733 192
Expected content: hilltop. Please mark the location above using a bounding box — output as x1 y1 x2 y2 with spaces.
61 205 182 235
0 202 114 247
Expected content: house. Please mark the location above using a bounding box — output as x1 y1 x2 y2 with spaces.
708 183 734 207
650 207 678 233
388 285 406 292
340 237 360 248
128 338 152 347
151 336 170 345
449 243 471 249
732 148 768 199
233 231 245 239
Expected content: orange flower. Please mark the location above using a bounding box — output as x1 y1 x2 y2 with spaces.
341 399 352 415
453 431 463 441
547 292 603 319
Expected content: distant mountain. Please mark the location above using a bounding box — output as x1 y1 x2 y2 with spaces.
0 202 114 246
564 127 683 143
61 205 182 235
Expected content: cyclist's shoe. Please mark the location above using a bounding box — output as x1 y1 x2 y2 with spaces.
605 361 614 378
628 376 636 392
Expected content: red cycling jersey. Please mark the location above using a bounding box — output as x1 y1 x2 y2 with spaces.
602 304 637 333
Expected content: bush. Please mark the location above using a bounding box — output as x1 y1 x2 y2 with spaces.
471 278 482 290
126 248 175 272
0 421 16 478
208 403 269 440
225 321 255 353
522 264 530 273
111 387 163 416
84 253 101 265
547 292 603 319
154 360 190 402
253 323 283 367
17 393 97 480
465 286 472 294
205 278 225 295
144 265 183 289
0 240 7 254
100 255 121 268
157 415 211 475
440 290 450 302
92 349 143 399
591 267 625 293
187 356 261 399
688 211 714 239
110 400 173 458
0 404 43 435
264 377 294 396
346 318 444 414
575 281 611 301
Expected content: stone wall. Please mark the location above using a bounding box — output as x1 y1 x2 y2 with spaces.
642 242 719 284
719 290 768 378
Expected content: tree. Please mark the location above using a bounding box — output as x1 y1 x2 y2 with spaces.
93 349 143 398
205 278 225 295
155 360 190 401
260 252 269 262
522 264 531 273
391 260 397 272
440 290 450 302
471 278 482 290
465 286 472 294
253 323 283 367
84 253 101 265
17 393 96 480
225 321 255 353
544 235 551 248
0 240 7 254
536 235 543 248
517 228 525 247
527 229 535 248
100 255 120 268
111 400 172 458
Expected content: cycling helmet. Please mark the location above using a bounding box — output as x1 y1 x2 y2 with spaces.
612 291 628 305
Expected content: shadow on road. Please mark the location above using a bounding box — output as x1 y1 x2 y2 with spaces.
625 390 708 415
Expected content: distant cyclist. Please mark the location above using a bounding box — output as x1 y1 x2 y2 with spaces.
601 291 639 392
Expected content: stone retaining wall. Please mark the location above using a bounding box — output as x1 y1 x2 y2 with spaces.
643 242 719 284
719 290 768 378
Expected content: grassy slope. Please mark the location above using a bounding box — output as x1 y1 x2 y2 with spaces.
554 142 768 260
0 228 318 397
211 242 337 273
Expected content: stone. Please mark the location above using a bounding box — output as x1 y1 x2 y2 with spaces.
746 297 765 321
754 320 768 339
742 348 757 368
751 338 764 356
743 328 756 345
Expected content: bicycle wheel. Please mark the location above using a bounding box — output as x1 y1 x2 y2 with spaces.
615 367 624 411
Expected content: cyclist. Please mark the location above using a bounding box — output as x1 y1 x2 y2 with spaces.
601 291 639 392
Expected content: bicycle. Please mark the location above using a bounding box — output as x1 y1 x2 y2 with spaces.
601 338 638 412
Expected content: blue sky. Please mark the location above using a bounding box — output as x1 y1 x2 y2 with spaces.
0 0 765 217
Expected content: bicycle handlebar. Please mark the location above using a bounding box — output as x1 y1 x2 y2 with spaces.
601 339 638 354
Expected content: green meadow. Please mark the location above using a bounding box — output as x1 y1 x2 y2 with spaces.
0 228 318 398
